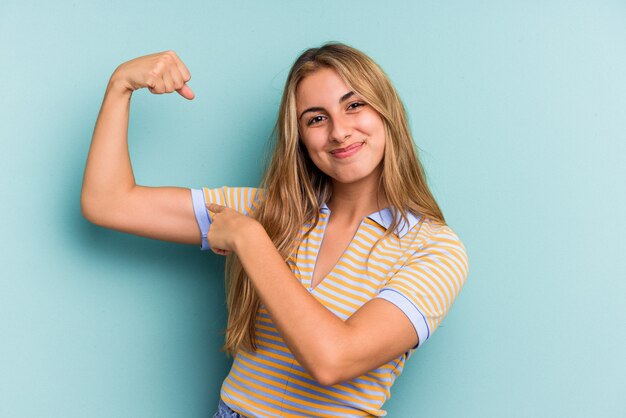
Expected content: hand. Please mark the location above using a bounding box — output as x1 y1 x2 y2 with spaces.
110 50 195 100
206 204 261 256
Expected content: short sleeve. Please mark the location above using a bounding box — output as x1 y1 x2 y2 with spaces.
190 186 262 251
376 223 469 349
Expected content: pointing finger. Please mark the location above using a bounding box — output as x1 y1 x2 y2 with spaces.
207 203 225 213
211 248 232 256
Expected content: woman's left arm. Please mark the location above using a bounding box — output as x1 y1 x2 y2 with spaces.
207 204 419 386
207 204 418 386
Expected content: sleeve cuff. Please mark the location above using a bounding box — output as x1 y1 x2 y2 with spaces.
376 288 430 349
191 188 211 251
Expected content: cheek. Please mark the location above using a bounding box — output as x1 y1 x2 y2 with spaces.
300 131 326 154
299 138 326 170
370 116 386 135
358 111 385 137
363 117 386 150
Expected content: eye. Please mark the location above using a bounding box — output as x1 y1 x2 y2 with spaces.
307 115 326 126
347 101 366 111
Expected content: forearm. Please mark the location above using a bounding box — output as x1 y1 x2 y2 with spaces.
81 77 136 220
235 225 351 384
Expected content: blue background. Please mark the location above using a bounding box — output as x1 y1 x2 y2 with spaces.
1 1 625 417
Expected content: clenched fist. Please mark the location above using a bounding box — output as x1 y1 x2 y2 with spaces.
110 50 195 100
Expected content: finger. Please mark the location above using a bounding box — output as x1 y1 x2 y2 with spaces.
148 77 165 94
170 67 184 91
170 68 194 99
162 69 174 93
166 51 193 99
207 203 225 213
170 51 192 82
211 247 231 256
177 84 195 100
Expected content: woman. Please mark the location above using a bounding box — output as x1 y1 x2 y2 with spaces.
82 43 468 417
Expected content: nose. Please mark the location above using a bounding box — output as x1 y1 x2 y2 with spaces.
329 114 352 144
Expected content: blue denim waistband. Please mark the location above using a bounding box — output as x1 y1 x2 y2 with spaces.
213 399 245 418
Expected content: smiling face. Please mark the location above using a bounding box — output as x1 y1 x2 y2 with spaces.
295 67 386 188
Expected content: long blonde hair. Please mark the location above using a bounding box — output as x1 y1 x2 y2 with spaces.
222 42 445 356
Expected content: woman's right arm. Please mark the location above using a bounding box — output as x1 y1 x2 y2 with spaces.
81 51 202 246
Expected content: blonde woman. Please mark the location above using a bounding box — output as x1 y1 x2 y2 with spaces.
82 43 468 417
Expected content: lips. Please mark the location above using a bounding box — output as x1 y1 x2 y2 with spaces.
330 142 364 159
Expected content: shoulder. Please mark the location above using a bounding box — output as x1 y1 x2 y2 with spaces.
378 217 469 347
411 217 469 272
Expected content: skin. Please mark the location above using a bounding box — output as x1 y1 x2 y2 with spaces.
82 51 200 244
295 68 389 288
81 52 418 387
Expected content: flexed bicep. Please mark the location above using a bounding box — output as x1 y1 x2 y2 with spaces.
81 51 201 245
84 186 202 246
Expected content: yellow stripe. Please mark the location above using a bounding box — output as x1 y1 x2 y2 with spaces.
227 368 361 416
315 285 360 311
363 218 387 234
233 358 381 411
236 352 385 403
312 288 352 316
322 279 376 302
391 279 436 316
296 248 322 258
405 262 452 309
228 187 237 212
427 255 460 303
203 188 215 218
243 356 385 405
255 340 292 355
255 324 285 342
222 388 273 416
362 251 397 269
222 381 286 416
334 257 385 280
409 259 455 309
352 231 377 247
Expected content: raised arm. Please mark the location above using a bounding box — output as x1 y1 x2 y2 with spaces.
81 51 201 245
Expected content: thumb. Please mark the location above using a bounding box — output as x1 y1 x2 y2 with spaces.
177 84 195 100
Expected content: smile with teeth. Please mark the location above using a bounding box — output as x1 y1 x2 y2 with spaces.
330 142 364 159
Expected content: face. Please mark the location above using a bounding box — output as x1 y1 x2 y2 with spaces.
295 67 386 187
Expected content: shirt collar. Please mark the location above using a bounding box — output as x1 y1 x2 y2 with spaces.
320 203 421 238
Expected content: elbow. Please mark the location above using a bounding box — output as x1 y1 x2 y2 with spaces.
311 370 342 387
81 187 134 229
80 191 107 227
304 332 358 387
80 193 96 223
307 352 347 387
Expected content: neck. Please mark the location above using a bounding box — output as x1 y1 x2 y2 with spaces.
327 173 388 223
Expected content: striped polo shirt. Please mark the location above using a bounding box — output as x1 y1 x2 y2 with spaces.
191 186 468 417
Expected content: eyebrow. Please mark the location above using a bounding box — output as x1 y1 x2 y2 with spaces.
298 91 355 120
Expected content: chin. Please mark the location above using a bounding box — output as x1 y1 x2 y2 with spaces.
330 170 376 185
